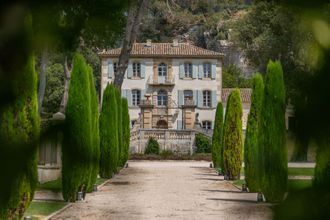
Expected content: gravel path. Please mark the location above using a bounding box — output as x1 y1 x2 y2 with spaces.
51 161 272 220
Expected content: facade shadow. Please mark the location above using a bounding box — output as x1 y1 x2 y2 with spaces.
203 189 243 193
207 198 257 204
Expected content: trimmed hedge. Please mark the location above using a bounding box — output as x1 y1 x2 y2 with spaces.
244 73 264 192
259 60 287 202
196 134 211 153
99 84 118 177
212 102 224 168
313 138 330 189
145 137 160 155
0 15 39 219
121 98 130 165
223 89 243 180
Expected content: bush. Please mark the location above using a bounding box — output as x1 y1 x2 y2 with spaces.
212 102 224 168
99 84 118 178
160 150 174 159
244 73 264 192
145 137 160 155
223 89 243 180
259 60 287 202
0 15 39 219
195 134 211 153
121 98 130 165
313 138 330 189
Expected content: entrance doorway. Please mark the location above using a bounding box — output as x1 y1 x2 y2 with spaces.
156 119 168 129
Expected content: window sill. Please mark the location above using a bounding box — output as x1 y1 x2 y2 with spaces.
198 106 215 110
130 77 143 80
129 106 140 109
181 77 194 80
201 78 212 80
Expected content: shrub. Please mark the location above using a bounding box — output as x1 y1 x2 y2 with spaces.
195 134 211 153
99 84 118 178
259 60 287 202
145 137 160 155
160 150 174 159
313 138 330 189
223 89 243 180
212 102 224 168
115 88 123 167
121 98 130 164
0 15 39 219
244 73 264 192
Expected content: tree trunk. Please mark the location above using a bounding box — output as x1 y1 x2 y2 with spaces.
114 0 148 89
59 56 71 113
37 49 48 114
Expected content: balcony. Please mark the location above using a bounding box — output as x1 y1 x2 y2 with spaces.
148 75 175 86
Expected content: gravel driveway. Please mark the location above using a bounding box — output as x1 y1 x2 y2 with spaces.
51 161 272 220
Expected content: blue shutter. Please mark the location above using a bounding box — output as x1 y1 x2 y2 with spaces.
198 63 203 79
192 64 198 79
178 90 184 107
179 64 184 79
193 90 198 106
121 89 127 98
212 90 217 108
108 60 113 79
141 62 146 78
211 64 216 79
127 63 133 78
127 90 132 106
177 120 183 130
197 90 203 108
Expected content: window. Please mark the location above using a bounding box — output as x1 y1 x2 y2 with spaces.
132 62 141 77
203 90 211 107
203 63 211 78
132 89 141 106
158 63 167 77
157 90 168 106
113 62 118 75
184 90 193 105
184 62 192 78
202 121 212 130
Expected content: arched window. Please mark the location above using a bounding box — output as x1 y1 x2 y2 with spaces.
157 90 168 106
203 90 211 107
132 89 141 106
132 62 141 77
158 63 167 77
184 62 192 78
203 62 211 78
202 121 212 130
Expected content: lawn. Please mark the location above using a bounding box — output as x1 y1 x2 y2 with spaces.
37 178 62 192
24 201 67 218
287 168 314 176
95 177 108 186
288 179 312 192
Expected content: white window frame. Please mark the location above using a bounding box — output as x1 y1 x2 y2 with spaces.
202 121 212 130
203 90 211 107
132 62 141 77
184 90 193 104
184 62 192 78
203 63 211 78
157 90 168 106
132 89 141 106
113 62 118 75
158 63 167 77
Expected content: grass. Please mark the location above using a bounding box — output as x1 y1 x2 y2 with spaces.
95 178 108 186
288 179 312 192
233 179 245 187
24 201 67 218
288 168 314 176
37 178 62 192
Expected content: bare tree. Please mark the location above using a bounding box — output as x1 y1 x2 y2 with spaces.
114 0 148 89
59 56 72 113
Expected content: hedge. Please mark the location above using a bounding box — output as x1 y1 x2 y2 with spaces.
212 102 224 168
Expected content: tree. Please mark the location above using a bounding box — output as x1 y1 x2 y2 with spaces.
244 73 264 192
212 102 224 168
99 84 118 178
222 64 252 88
223 89 243 180
62 53 93 201
259 60 287 202
115 88 123 167
121 98 130 164
145 137 160 155
0 15 39 219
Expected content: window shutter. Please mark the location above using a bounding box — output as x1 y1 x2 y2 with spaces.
212 90 217 108
121 89 127 98
193 90 198 106
141 89 146 101
192 64 198 79
141 62 146 78
178 90 184 107
179 64 184 79
197 90 203 108
108 60 113 79
211 64 216 79
177 120 183 130
127 63 133 78
127 90 132 106
198 63 203 79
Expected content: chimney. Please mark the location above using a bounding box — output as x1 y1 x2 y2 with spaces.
173 39 179 47
146 39 152 47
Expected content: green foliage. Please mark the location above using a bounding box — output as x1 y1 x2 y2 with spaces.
222 64 252 88
121 98 130 165
99 84 118 178
244 73 264 192
115 88 123 167
160 150 174 159
223 89 243 180
313 138 330 189
0 15 39 219
259 60 287 202
145 137 160 155
24 201 67 217
212 102 224 168
195 134 211 153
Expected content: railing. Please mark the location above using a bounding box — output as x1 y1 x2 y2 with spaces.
148 75 175 85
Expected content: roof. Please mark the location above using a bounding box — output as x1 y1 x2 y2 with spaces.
222 88 252 103
99 43 224 58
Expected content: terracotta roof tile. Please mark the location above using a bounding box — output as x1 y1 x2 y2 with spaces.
222 88 252 103
99 43 223 58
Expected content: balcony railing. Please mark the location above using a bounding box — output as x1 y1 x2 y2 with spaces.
148 75 175 85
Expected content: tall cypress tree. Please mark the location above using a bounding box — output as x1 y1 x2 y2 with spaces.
115 88 123 167
244 73 264 192
99 84 118 178
223 89 243 180
121 97 130 165
0 15 39 219
62 53 92 201
259 60 287 202
212 102 224 168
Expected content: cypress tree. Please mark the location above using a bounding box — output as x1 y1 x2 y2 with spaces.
121 98 130 165
259 60 287 202
244 73 264 192
115 88 123 167
62 53 93 201
99 84 118 178
0 15 39 218
212 102 224 168
313 138 330 189
223 89 243 180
